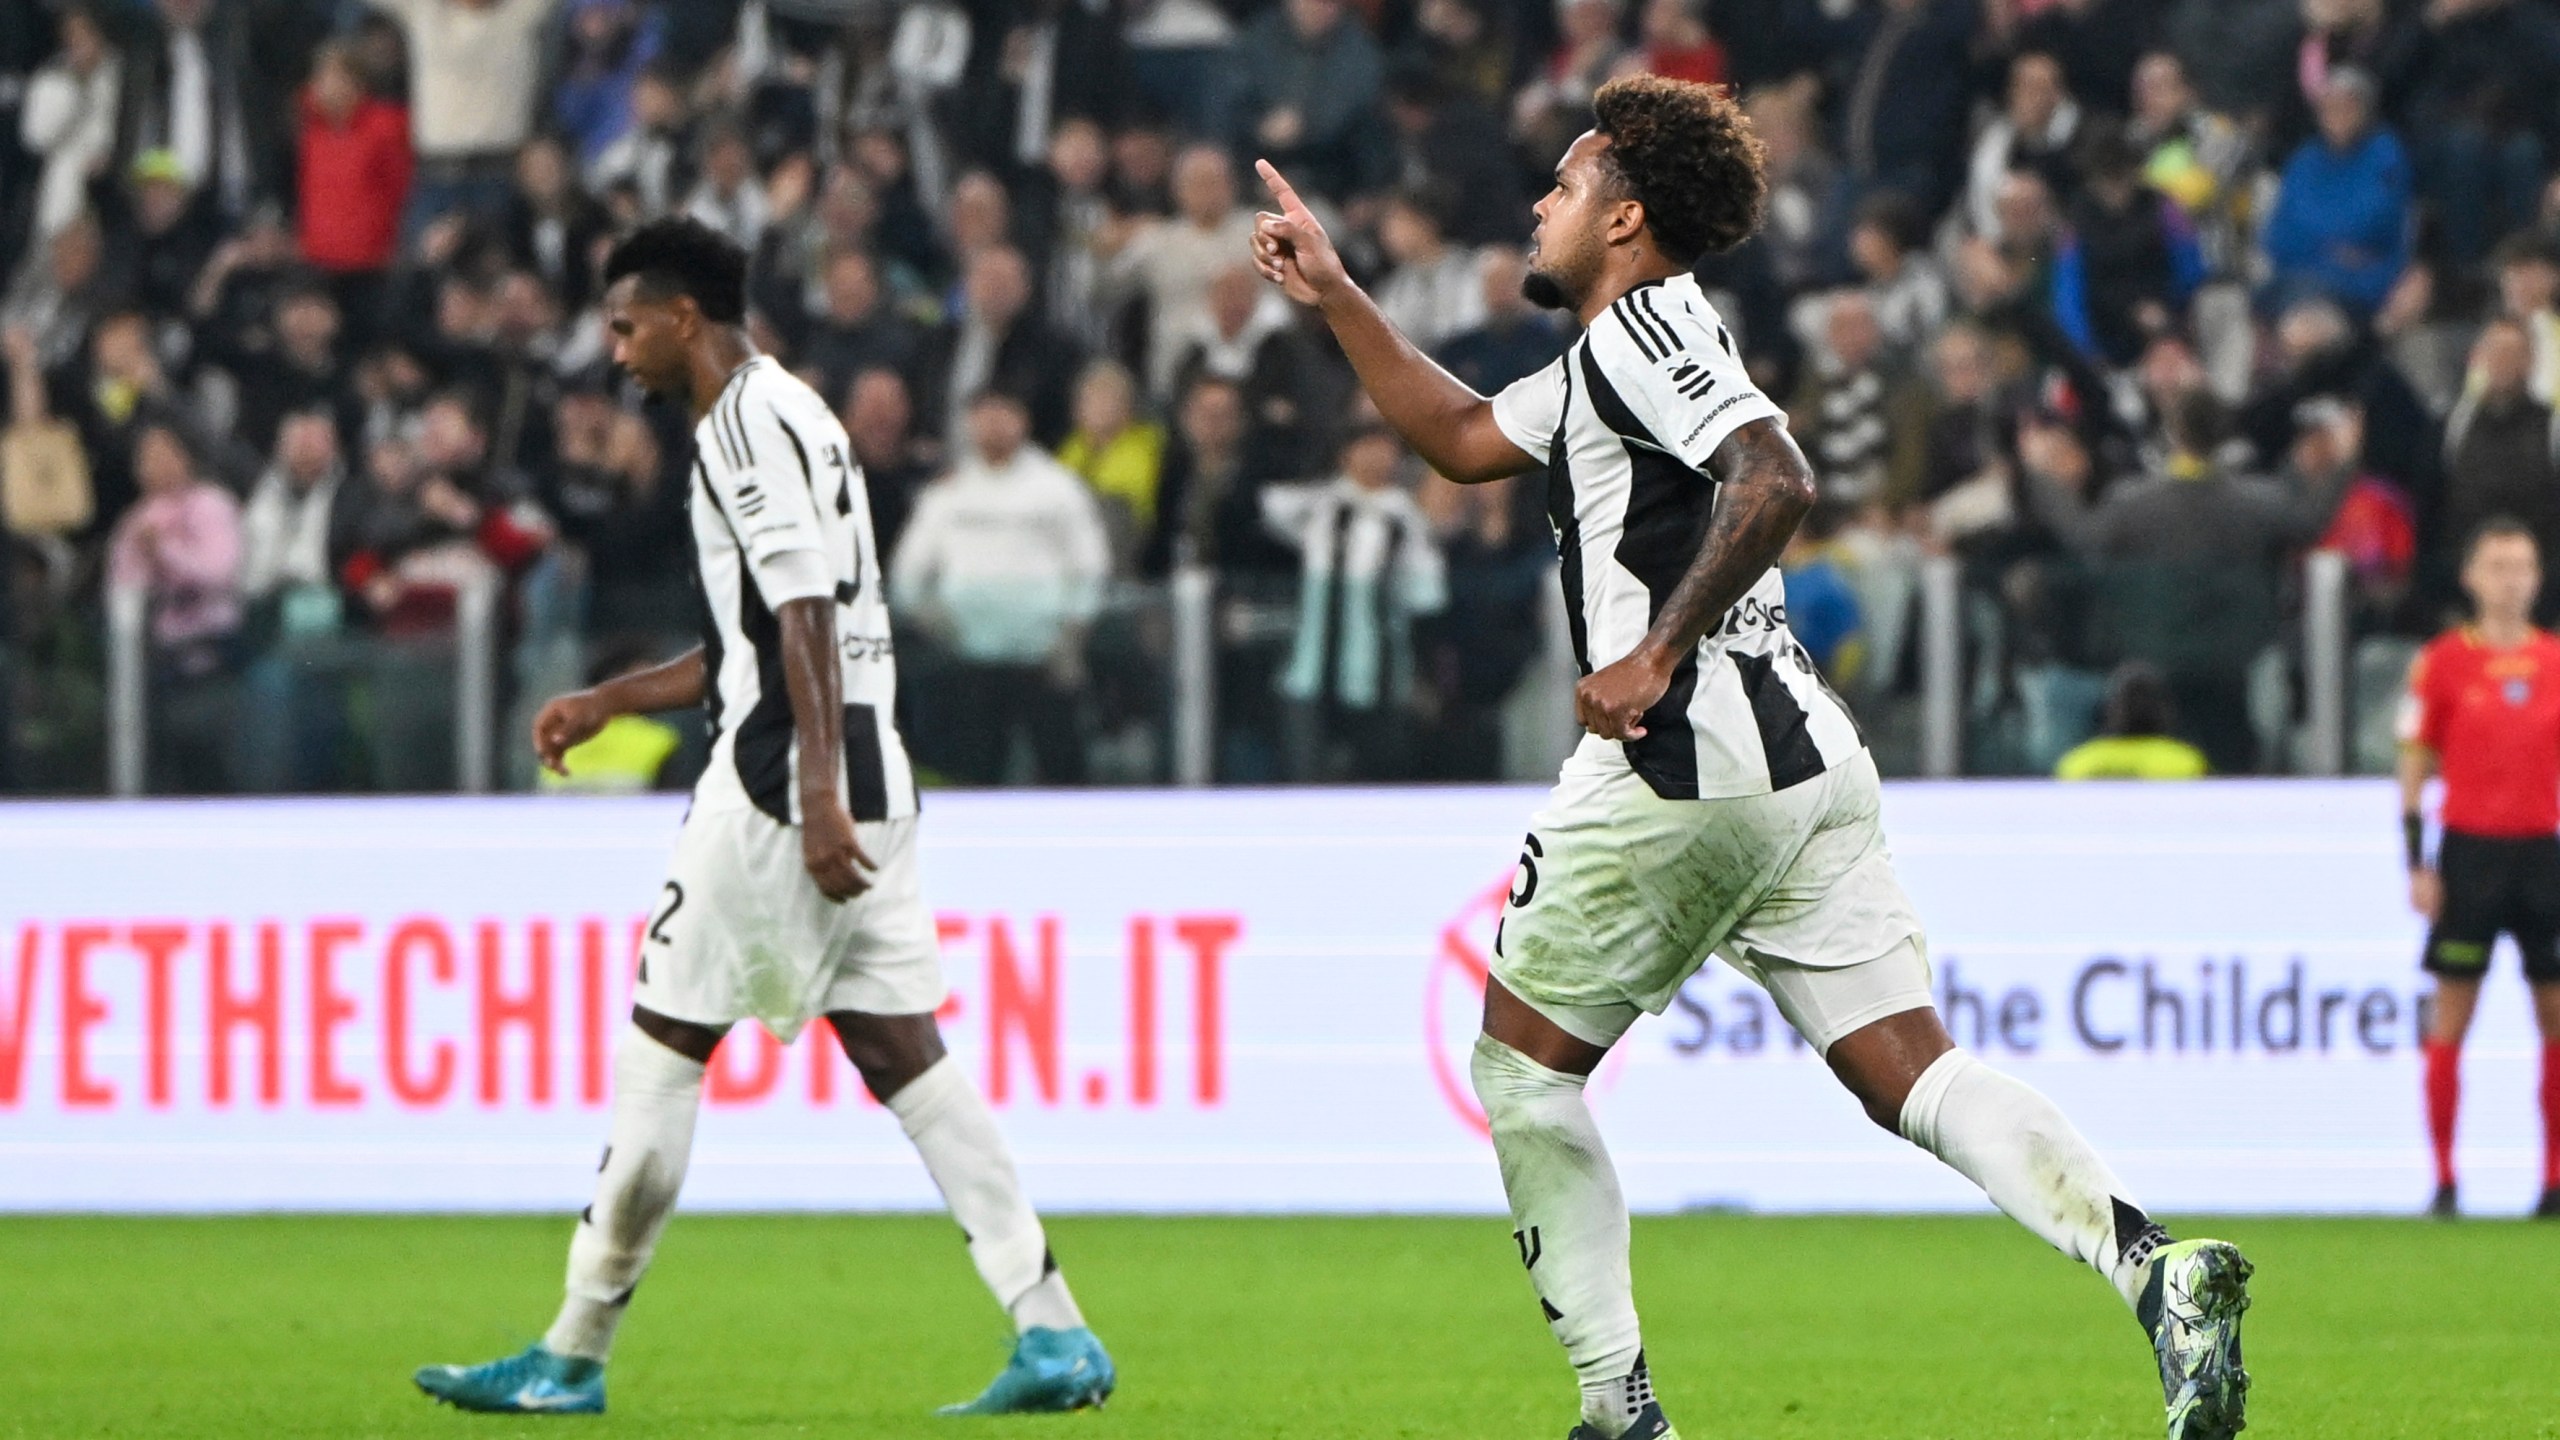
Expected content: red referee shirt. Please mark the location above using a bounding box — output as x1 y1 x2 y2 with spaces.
2402 626 2560 837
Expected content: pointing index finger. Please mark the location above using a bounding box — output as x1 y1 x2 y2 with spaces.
1256 159 1311 220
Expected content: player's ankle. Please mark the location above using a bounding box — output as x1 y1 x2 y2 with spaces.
1578 1351 1655 1437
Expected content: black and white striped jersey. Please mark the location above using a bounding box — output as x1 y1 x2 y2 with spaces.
688 354 917 824
1490 274 1864 801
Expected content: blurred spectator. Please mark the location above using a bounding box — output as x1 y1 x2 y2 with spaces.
116 0 271 219
1434 248 1568 399
374 0 565 235
1829 0 1977 215
2287 396 2415 624
2397 0 2560 271
2014 0 2164 118
1621 0 1726 85
2439 318 2560 593
1107 143 1259 396
1746 80 1849 296
1267 427 1446 781
1418 467 1547 779
1372 185 1485 355
1383 64 1525 249
551 0 662 169
1015 117 1119 349
502 135 609 314
1234 0 1389 200
1167 263 1330 477
20 6 120 244
1512 0 1623 174
587 61 691 215
1779 507 1866 687
2126 51 2251 275
2261 67 2411 319
1846 191 1947 360
295 40 411 334
1056 359 1167 555
2488 234 2560 406
1123 0 1241 138
1147 374 1295 577
2269 0 2412 160
2052 124 2205 367
215 282 351 460
2028 391 2350 770
543 394 687 636
1404 0 1512 109
795 248 924 412
1 214 110 375
239 408 348 609
942 169 1014 290
844 366 937 560
920 244 1082 446
941 0 1129 181
2236 296 2437 499
95 148 221 324
1790 291 1929 510
1966 51 2084 243
684 121 769 252
890 390 1110 785
108 423 241 790
2053 661 2209 779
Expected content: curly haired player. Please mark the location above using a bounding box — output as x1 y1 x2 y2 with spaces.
1251 76 2253 1440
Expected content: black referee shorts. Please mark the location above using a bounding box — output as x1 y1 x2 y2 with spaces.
2425 830 2560 983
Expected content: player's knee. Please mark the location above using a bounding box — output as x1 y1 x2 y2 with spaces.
829 1011 948 1101
1470 1032 1581 1137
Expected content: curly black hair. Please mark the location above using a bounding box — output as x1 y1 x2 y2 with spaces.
1590 75 1767 265
603 216 749 324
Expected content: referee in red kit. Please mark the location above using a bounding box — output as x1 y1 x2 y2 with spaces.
2399 518 2560 1219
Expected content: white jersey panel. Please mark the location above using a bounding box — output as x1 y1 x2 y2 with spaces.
688 355 916 824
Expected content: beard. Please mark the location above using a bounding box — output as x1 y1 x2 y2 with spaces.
1520 267 1573 311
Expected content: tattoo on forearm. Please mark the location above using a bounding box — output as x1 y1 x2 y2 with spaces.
1640 421 1816 658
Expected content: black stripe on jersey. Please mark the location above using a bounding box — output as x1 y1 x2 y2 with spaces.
842 702 890 822
1546 351 1590 673
1732 650 1829 791
1632 290 1685 357
1612 296 1665 362
1582 346 1713 799
691 461 727 740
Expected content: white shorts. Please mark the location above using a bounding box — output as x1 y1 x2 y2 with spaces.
1492 749 1930 1054
632 803 947 1042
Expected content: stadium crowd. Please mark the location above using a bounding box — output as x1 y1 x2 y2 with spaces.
1 0 2555 793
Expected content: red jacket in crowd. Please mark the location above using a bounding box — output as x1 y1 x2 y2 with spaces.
297 91 413 273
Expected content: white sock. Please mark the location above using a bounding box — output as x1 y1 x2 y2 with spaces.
1470 1035 1647 1436
1899 1048 2169 1314
887 1056 1084 1333
544 1025 706 1361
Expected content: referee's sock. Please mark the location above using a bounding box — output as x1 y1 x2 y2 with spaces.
1900 1048 2166 1316
887 1056 1085 1334
1470 1034 1648 1437
2424 1040 2462 1191
2541 1041 2559 1192
545 1024 707 1362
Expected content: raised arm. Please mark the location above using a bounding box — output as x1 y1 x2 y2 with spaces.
1250 161 1535 484
1574 418 1818 740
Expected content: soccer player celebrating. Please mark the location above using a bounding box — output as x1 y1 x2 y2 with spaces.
411 219 1114 1416
1252 77 2251 1440
2399 518 2560 1220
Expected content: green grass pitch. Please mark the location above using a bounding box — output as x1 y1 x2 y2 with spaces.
1 1213 2553 1438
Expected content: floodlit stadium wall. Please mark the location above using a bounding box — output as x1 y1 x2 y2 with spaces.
0 782 2541 1215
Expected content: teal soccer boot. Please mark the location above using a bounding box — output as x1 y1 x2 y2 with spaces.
938 1326 1115 1415
414 1343 605 1415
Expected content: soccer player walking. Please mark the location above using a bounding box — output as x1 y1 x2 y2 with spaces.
1251 77 2251 1440
2399 519 2560 1219
412 219 1113 1416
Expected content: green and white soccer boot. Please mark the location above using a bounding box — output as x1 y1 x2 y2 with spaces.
2142 1239 2253 1440
938 1326 1115 1415
1567 1402 1678 1439
413 1343 604 1414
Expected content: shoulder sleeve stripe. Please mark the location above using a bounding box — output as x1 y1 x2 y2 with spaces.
773 413 817 496
722 384 757 468
1612 298 1664 362
1633 290 1686 355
